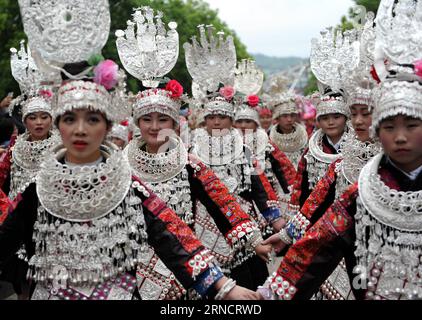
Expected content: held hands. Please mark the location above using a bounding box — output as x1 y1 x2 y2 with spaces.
261 232 288 254
255 243 272 263
215 277 263 300
224 285 263 300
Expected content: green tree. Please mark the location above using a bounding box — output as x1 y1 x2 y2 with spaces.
0 0 26 99
0 0 250 98
355 0 381 14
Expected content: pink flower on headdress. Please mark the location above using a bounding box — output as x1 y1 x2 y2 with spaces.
302 101 316 120
120 120 129 127
166 80 184 99
219 86 236 101
39 89 53 99
414 59 422 78
94 60 119 90
247 95 260 107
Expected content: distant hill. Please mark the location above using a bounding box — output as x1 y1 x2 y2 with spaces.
252 53 308 76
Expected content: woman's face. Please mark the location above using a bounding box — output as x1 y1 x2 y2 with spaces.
378 115 422 173
24 112 52 141
234 119 258 134
317 113 347 142
277 113 298 134
58 109 109 164
110 137 126 150
350 104 372 142
138 112 175 150
205 115 233 136
260 115 273 131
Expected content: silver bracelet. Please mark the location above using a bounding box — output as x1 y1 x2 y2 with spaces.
278 228 293 245
215 279 237 300
248 231 264 250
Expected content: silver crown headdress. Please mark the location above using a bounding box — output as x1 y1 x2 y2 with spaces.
310 27 361 92
371 0 422 135
234 59 264 96
234 59 264 124
342 12 377 108
185 25 237 119
184 25 237 93
56 80 113 122
116 7 179 88
116 7 181 125
10 41 56 94
9 40 60 118
21 95 53 120
310 25 361 118
18 0 110 65
109 124 129 144
234 106 260 125
316 93 349 119
203 97 235 119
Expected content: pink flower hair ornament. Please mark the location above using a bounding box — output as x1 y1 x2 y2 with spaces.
219 86 236 101
93 60 119 90
414 59 422 79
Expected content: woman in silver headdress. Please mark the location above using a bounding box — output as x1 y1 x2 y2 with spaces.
0 93 60 299
258 0 422 300
0 65 260 300
124 80 268 300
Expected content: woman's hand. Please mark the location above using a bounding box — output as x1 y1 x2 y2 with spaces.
262 233 288 254
255 243 272 263
224 285 263 300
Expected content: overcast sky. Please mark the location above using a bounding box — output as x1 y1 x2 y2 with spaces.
205 0 355 58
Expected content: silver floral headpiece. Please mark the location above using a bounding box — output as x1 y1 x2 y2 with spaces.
234 105 260 125
371 0 422 135
116 7 179 88
375 0 422 79
55 80 113 122
310 26 361 92
109 124 129 143
10 40 60 94
234 59 264 96
18 0 110 65
184 24 237 93
116 7 181 125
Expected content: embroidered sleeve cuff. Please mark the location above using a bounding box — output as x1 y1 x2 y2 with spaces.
192 266 224 298
262 207 282 223
268 272 297 300
185 249 216 280
285 212 311 242
225 221 257 250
